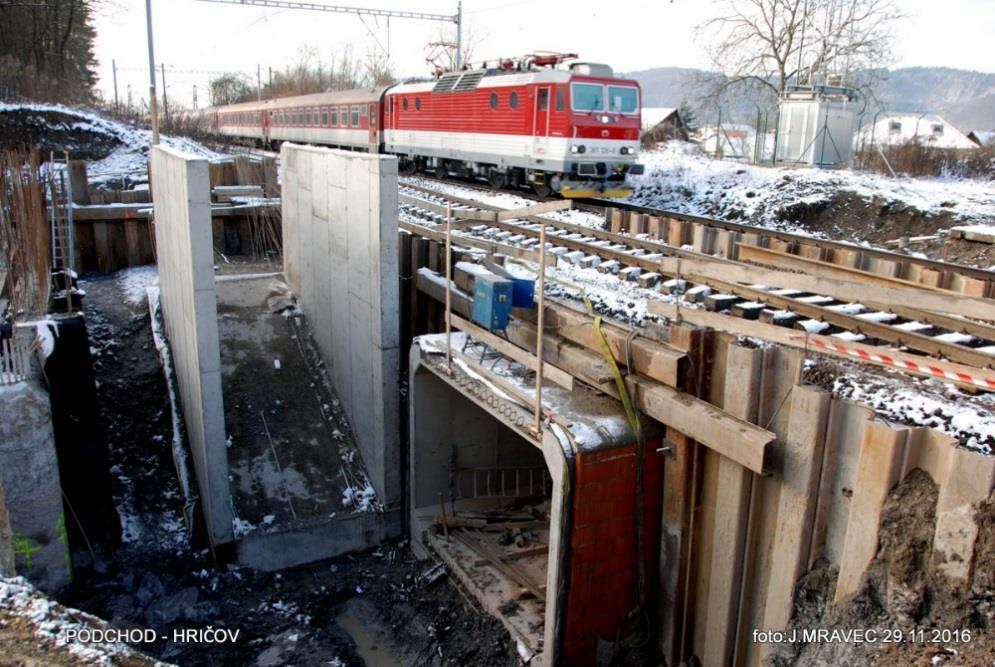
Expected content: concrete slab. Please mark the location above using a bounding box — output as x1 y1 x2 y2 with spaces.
216 275 397 570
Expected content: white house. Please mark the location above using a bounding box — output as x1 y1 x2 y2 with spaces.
859 113 976 150
693 123 755 160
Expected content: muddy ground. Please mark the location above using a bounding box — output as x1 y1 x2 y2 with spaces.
770 469 995 666
56 269 518 666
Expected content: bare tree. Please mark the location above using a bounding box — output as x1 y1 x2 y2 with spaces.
697 0 903 96
424 20 482 76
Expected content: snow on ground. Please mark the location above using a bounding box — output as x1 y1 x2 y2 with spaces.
628 141 995 229
115 265 158 306
831 370 995 454
0 102 222 183
0 576 167 666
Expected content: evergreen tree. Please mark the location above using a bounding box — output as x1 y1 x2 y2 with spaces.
0 0 98 103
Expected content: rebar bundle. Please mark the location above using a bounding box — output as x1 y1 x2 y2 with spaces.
0 148 51 316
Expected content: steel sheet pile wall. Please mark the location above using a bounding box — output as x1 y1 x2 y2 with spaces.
659 328 995 667
281 143 400 504
150 146 233 547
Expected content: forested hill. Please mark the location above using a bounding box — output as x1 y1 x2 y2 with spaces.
627 66 995 131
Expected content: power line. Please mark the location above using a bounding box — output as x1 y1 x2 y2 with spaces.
195 0 464 70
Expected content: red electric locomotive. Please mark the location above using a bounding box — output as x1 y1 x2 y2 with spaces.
192 54 644 197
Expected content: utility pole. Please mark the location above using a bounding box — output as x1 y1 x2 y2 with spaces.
268 66 273 88
145 0 160 144
257 63 262 102
454 0 462 70
160 63 169 126
193 84 199 110
112 59 120 113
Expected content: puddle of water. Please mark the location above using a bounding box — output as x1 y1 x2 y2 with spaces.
336 609 402 667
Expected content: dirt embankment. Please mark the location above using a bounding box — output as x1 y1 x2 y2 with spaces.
775 191 995 268
0 108 122 160
770 469 995 666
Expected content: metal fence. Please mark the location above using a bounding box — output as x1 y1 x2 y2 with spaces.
0 325 31 386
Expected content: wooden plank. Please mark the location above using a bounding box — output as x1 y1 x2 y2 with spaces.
758 385 831 659
738 242 946 293
932 447 995 583
659 255 994 321
703 344 761 667
834 421 907 601
537 298 686 389
92 221 111 272
497 199 572 221
646 300 995 390
659 428 695 666
449 312 574 390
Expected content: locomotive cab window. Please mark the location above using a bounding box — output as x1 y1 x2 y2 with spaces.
571 83 603 111
555 87 565 111
509 92 519 109
607 86 639 113
538 88 549 111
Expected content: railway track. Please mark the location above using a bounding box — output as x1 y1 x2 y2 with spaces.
402 174 995 291
397 181 995 384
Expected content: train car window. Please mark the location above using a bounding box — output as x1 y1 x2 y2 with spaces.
402 97 408 111
489 92 498 109
607 86 639 113
571 83 604 111
538 88 549 111
340 106 348 123
331 107 338 126
509 92 519 109
322 110 328 125
360 105 368 116
415 97 421 111
351 105 360 126
555 87 565 111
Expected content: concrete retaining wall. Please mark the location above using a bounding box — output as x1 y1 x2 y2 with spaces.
151 146 233 546
0 380 69 592
281 143 400 505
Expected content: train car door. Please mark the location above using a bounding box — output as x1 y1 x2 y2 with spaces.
533 85 551 156
369 103 378 151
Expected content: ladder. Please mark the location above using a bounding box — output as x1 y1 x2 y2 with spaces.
48 152 76 312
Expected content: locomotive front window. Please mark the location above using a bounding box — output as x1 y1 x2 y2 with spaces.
571 83 603 111
607 86 639 114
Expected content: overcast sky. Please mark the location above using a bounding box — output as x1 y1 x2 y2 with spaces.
92 0 995 109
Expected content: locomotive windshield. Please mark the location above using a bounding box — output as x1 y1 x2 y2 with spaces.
607 86 639 114
571 83 604 111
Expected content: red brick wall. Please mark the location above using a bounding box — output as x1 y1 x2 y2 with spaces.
562 439 664 664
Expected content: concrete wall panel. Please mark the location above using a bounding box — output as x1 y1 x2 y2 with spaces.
281 143 400 505
151 146 233 546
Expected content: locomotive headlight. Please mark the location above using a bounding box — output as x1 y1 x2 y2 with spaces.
600 115 610 124
578 145 586 154
570 145 579 153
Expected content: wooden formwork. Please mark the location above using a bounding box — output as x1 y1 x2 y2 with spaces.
658 328 995 667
